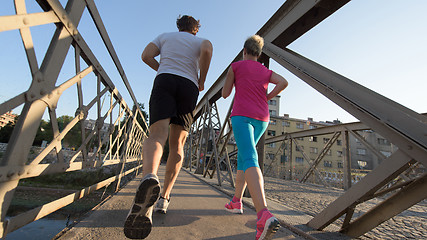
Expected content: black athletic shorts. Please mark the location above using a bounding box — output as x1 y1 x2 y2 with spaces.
149 73 199 132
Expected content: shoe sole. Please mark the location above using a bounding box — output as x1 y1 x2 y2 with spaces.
155 209 167 214
124 178 160 239
225 207 243 214
259 217 281 240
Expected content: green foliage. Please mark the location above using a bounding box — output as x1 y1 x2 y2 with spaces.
0 114 83 148
0 102 148 151
123 103 149 134
19 168 115 189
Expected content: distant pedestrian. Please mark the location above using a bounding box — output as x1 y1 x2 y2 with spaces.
124 15 213 239
222 35 288 240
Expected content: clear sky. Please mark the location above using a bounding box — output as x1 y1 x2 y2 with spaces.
1 0 426 124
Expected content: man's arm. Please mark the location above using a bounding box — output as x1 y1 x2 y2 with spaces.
198 40 213 91
141 42 160 71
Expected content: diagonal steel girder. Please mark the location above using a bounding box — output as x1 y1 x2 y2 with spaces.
262 42 427 235
194 0 350 119
262 42 427 167
0 0 88 226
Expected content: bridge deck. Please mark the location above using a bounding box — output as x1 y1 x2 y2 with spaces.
56 165 349 240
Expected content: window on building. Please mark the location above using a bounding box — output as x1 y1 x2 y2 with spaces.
309 136 317 142
357 148 367 155
337 162 343 168
337 151 343 157
323 138 330 143
270 110 277 116
267 153 275 160
357 160 367 169
309 125 317 129
269 119 276 125
326 149 332 156
377 138 390 145
296 123 304 129
269 99 277 106
282 121 290 127
296 146 304 152
337 140 342 146
267 143 276 148
380 151 392 157
267 130 276 136
324 161 332 168
296 137 304 141
310 147 318 154
281 155 288 163
295 157 304 163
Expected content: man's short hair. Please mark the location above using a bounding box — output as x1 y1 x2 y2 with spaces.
176 15 200 33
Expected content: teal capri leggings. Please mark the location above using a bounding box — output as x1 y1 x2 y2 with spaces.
231 116 268 172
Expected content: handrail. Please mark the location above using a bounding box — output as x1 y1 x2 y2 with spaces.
0 0 146 236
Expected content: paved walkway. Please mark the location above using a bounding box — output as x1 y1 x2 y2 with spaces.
57 165 304 239
185 169 427 240
57 164 426 239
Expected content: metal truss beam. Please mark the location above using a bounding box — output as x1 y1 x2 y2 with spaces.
263 42 427 165
0 0 146 236
261 42 427 236
194 0 350 119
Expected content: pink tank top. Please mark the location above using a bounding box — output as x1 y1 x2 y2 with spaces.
230 60 273 122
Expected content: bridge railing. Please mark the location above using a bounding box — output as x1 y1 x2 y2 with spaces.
0 0 147 236
185 0 427 238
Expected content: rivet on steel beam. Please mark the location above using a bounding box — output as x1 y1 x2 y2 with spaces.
57 90 61 95
62 14 67 20
40 90 46 95
73 30 78 36
68 22 72 28
23 17 29 25
18 170 25 176
30 93 36 98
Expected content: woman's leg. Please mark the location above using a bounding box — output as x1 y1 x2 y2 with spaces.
231 116 268 212
233 169 246 199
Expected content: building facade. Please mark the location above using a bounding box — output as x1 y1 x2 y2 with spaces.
0 111 17 128
262 96 397 186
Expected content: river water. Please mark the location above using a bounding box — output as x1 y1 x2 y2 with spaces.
4 218 69 240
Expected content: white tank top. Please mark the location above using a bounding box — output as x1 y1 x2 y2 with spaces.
152 31 206 87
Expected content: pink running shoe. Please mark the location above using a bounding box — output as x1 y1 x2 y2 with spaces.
256 210 280 240
225 200 243 214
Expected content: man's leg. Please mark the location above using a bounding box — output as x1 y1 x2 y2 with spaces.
124 118 170 239
161 123 188 200
142 118 170 176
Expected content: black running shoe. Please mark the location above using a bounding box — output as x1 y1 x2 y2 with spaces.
124 174 160 239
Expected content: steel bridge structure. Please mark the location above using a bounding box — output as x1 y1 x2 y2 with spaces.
1 0 426 238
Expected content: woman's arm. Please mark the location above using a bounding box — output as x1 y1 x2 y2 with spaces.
222 67 235 98
267 72 288 101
